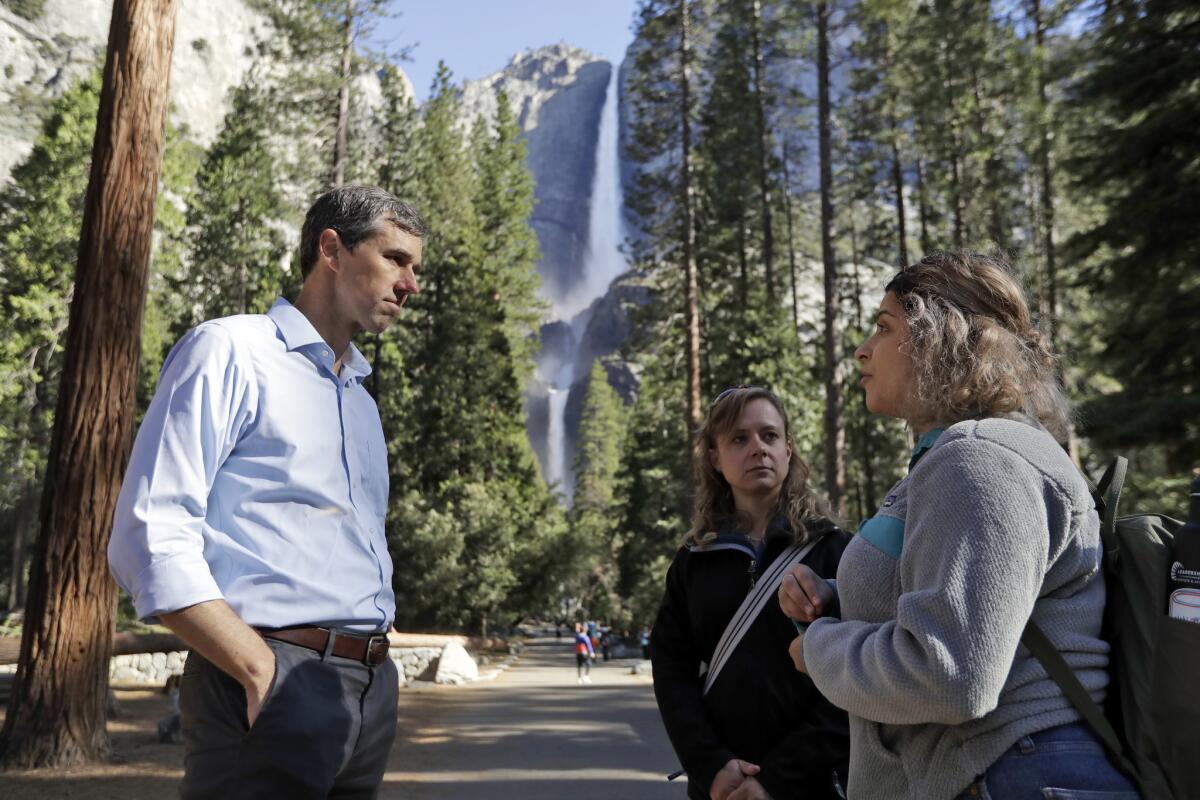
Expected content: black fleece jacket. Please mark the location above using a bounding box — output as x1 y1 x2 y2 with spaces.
651 521 851 800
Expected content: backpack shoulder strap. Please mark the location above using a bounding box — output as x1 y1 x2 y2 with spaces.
1021 619 1128 764
1094 456 1129 551
702 538 818 696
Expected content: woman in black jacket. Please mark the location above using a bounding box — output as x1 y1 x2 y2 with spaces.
652 386 851 800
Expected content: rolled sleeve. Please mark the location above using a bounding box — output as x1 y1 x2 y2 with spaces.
108 323 256 620
128 550 224 620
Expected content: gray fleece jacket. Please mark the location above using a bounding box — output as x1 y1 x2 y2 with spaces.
803 417 1109 800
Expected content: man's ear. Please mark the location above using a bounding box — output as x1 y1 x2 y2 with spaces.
318 228 341 273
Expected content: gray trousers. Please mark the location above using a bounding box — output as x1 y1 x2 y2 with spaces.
179 634 399 799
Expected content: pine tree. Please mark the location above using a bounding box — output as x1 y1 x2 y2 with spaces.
1068 0 1200 468
0 70 101 610
564 361 628 617
172 74 294 331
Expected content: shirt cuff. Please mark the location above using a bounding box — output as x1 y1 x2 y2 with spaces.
130 550 224 622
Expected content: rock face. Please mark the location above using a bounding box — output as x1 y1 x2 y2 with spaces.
1 0 264 185
460 44 612 307
0 0 406 188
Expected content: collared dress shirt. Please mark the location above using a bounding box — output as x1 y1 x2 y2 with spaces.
109 298 394 633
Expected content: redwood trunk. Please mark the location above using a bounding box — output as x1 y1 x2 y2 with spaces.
680 0 702 442
0 0 178 768
816 0 844 514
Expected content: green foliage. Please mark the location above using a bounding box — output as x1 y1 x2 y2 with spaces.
170 75 294 335
0 71 102 602
1067 0 1200 467
562 361 630 619
0 69 202 603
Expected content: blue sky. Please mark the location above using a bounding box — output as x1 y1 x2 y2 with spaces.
373 2 642 101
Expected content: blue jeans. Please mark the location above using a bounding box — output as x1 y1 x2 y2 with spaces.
956 722 1140 799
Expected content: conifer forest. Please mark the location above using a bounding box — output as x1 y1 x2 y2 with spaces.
0 0 1196 640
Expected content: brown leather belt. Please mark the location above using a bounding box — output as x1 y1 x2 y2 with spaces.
257 627 391 666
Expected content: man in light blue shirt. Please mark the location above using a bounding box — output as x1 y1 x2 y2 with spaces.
109 185 423 798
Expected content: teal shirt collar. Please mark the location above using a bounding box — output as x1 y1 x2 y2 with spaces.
908 427 947 471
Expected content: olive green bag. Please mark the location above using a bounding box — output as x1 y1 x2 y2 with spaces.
1022 457 1200 800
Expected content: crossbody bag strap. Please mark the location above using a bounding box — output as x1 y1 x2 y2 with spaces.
1021 619 1127 763
702 538 819 697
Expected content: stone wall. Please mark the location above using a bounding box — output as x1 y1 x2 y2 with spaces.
0 645 452 686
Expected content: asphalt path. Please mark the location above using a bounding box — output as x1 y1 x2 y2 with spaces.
379 635 687 799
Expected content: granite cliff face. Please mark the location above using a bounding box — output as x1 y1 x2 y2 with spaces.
0 0 269 184
0 0 406 187
460 44 613 312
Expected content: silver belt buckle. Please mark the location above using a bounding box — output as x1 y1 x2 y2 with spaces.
365 633 390 666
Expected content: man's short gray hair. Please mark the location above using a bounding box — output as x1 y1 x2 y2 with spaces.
299 185 426 277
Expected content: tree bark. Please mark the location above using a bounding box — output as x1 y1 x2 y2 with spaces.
816 0 844 514
750 0 775 301
781 140 800 334
889 117 908 266
915 154 931 254
332 0 354 188
679 0 702 443
0 0 178 768
1029 0 1077 463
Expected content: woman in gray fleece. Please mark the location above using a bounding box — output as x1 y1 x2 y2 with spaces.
778 251 1139 799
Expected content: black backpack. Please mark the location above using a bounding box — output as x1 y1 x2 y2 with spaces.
1022 457 1200 800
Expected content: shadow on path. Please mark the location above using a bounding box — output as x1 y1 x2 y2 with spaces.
382 635 683 800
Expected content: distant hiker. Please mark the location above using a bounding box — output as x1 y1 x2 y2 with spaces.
652 386 851 800
574 622 595 684
110 186 425 799
780 251 1140 799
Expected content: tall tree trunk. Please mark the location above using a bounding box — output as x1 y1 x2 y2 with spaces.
849 227 876 519
816 0 844 514
750 0 775 301
1032 0 1059 352
969 64 1005 247
915 154 931 254
738 212 749 309
939 41 966 249
1030 0 1077 462
781 140 800 334
0 0 178 768
679 0 702 443
332 0 354 188
6 479 37 611
888 111 909 266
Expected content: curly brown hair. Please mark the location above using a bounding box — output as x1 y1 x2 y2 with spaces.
685 387 830 546
885 250 1072 443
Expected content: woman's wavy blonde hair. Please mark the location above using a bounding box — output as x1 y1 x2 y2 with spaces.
885 250 1072 443
685 386 829 547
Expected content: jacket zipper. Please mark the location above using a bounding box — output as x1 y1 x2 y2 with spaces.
748 558 757 589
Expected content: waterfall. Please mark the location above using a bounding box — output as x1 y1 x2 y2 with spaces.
540 63 627 502
560 64 627 321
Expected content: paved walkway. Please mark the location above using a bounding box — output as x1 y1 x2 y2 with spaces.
380 635 685 799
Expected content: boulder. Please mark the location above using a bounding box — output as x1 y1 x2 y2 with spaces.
433 640 478 685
